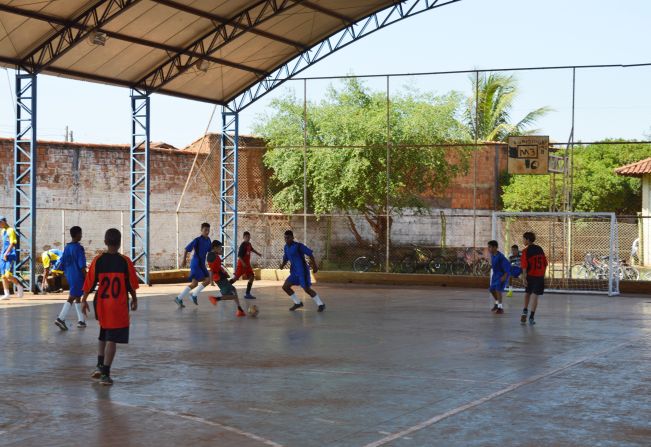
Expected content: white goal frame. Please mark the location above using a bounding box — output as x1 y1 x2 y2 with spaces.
492 211 619 296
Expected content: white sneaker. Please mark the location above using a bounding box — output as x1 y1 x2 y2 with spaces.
16 285 24 298
1 294 10 300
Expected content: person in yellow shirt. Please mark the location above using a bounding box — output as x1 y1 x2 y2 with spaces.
41 248 64 293
1 216 24 300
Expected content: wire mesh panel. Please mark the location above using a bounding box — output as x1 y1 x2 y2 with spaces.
492 212 619 295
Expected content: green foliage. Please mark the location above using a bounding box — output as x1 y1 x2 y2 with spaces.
254 78 471 244
502 141 649 214
465 73 550 142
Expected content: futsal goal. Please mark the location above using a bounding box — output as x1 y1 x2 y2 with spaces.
492 212 619 296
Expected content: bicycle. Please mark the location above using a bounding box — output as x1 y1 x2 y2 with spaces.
400 245 434 274
449 248 491 276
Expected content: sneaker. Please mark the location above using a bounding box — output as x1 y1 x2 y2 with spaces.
496 307 504 314
520 313 527 324
0 294 9 301
99 374 113 386
506 290 513 297
289 302 304 311
529 317 536 326
244 293 256 300
77 321 87 329
16 285 24 298
91 367 102 379
191 295 198 306
208 296 219 306
491 304 499 312
235 309 246 317
54 318 68 331
174 297 185 308
317 304 326 313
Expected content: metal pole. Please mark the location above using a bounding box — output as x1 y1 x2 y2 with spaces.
61 209 65 248
175 211 179 269
219 109 239 268
120 210 124 255
303 78 308 246
473 71 479 254
386 75 391 273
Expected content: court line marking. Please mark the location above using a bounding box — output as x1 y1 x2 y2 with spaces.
304 369 508 384
113 401 284 447
363 341 630 447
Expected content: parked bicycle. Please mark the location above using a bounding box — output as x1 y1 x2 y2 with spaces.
572 253 640 281
400 245 435 274
447 247 491 276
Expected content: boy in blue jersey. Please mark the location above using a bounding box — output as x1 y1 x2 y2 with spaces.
488 240 510 315
506 244 522 297
280 230 325 312
175 222 212 308
1 216 24 300
54 226 87 330
41 248 64 293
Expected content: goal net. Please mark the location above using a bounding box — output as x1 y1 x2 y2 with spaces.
492 212 619 296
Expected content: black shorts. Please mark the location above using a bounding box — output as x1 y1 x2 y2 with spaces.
525 276 545 295
98 327 130 344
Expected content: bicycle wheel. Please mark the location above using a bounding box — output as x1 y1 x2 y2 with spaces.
401 256 416 274
450 260 468 276
353 257 372 273
428 257 448 274
473 258 491 277
623 266 639 281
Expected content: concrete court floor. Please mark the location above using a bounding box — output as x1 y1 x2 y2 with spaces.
1 282 650 447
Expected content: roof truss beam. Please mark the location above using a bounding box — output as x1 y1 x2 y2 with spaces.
138 0 307 92
22 0 140 72
151 0 308 51
298 1 354 25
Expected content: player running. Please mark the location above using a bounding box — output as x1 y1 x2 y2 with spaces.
507 244 522 297
230 231 261 299
207 240 247 317
280 230 325 312
520 232 548 325
175 222 212 308
1 216 24 300
54 226 87 330
488 240 510 314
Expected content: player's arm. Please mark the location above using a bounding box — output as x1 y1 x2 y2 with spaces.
308 255 318 274
81 258 98 316
500 256 510 282
237 243 249 268
124 257 139 310
3 229 16 260
280 253 288 269
520 251 528 285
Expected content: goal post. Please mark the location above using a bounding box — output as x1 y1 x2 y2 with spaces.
492 212 619 296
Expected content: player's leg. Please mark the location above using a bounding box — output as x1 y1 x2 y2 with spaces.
521 291 531 323
494 290 504 314
175 279 198 308
1 276 10 300
490 289 499 312
73 296 86 328
528 294 539 325
93 337 106 379
283 278 303 311
54 295 75 331
303 286 325 312
190 277 210 305
100 341 117 386
244 276 255 299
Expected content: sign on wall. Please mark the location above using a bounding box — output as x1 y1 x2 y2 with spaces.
507 136 549 174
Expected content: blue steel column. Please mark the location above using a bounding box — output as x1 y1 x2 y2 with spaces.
130 89 150 284
219 109 238 268
13 70 37 292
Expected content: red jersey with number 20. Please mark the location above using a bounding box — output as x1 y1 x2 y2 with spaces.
83 253 139 329
521 244 548 278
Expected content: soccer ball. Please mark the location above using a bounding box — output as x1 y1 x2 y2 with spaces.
247 305 259 318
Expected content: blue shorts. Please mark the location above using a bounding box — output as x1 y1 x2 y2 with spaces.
489 277 508 292
287 269 311 289
67 276 84 297
510 266 522 278
189 264 209 282
1 255 16 279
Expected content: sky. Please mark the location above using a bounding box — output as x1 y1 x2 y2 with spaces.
0 0 650 148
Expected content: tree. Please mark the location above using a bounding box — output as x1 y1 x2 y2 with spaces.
465 73 550 142
254 78 471 247
502 141 648 214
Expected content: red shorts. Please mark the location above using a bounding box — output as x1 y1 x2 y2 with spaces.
234 260 254 279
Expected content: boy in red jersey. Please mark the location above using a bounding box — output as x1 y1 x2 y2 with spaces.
81 229 139 386
208 240 246 317
230 231 261 299
520 231 548 326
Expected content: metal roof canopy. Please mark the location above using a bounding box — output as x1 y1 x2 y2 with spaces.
0 0 460 111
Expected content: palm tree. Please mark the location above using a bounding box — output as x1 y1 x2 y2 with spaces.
465 73 550 142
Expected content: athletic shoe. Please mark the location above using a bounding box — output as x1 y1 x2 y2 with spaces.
208 296 219 306
191 295 198 306
174 297 185 308
520 313 527 324
0 294 9 300
54 318 68 331
289 302 304 311
235 309 246 317
77 321 87 329
529 317 536 326
16 285 24 298
491 304 499 312
99 375 114 386
91 368 102 379
317 304 326 313
496 307 504 314
244 293 256 300
506 290 513 297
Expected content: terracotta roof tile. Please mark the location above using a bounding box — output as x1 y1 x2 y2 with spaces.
615 157 651 177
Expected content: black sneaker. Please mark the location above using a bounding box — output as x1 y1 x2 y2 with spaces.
54 318 68 331
496 307 504 314
91 367 102 379
529 317 536 326
99 374 113 386
77 321 87 328
317 304 326 312
289 302 304 311
520 312 528 324
491 304 499 312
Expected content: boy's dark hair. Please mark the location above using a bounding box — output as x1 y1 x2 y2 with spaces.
511 244 519 250
211 240 223 248
105 228 121 247
243 231 250 237
523 232 536 243
488 240 498 248
201 222 210 230
70 226 82 238
284 230 294 237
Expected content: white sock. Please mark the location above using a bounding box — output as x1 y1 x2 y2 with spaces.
311 294 324 306
74 303 85 322
498 303 503 309
178 286 192 300
192 284 206 297
494 299 499 305
16 284 24 297
58 302 71 320
290 293 301 304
